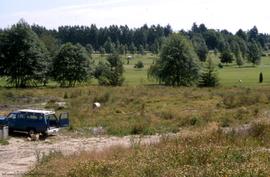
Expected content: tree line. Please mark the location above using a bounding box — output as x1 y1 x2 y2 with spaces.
30 23 173 55
0 20 269 87
27 22 270 64
187 23 268 66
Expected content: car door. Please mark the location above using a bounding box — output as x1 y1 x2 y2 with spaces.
46 114 58 128
58 112 69 127
9 112 26 131
7 113 17 129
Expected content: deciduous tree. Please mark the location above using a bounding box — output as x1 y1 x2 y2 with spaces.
148 33 200 86
52 43 93 87
0 20 50 87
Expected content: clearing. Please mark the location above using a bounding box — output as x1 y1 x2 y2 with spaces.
0 134 160 177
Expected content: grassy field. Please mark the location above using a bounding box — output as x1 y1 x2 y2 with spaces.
219 56 270 86
93 53 270 87
0 85 270 136
3 53 270 176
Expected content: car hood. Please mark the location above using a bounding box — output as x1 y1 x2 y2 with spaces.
0 116 6 120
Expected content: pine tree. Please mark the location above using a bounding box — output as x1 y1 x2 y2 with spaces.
199 57 219 87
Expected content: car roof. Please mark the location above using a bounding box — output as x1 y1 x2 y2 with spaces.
16 109 55 115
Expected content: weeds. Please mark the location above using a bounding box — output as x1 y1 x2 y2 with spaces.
0 86 269 136
0 139 9 145
28 129 270 177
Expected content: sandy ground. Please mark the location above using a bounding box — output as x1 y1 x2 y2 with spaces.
0 134 161 177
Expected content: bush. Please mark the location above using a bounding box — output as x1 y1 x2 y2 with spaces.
93 92 111 104
222 92 269 109
218 63 223 68
96 53 124 86
134 61 144 68
249 122 270 140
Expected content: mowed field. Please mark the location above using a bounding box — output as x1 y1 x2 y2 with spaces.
92 53 270 87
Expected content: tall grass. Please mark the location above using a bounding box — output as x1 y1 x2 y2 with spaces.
1 86 270 136
26 124 270 177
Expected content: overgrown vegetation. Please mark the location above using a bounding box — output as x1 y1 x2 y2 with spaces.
27 121 270 177
0 86 269 136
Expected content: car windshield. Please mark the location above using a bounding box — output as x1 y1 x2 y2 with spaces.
7 113 16 119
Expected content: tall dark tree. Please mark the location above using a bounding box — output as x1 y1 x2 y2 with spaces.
138 45 145 55
164 24 173 37
103 37 115 53
191 33 208 61
198 24 208 33
248 26 259 41
129 42 137 54
191 23 199 33
148 33 200 86
220 48 234 64
52 43 93 87
86 44 94 55
236 29 248 41
247 41 262 65
0 20 50 87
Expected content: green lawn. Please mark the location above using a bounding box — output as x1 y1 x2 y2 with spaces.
92 53 270 87
218 56 270 86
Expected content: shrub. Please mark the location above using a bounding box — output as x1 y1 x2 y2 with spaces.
222 92 268 109
96 52 124 86
134 61 144 68
93 92 111 104
218 63 223 68
63 92 68 99
249 122 270 141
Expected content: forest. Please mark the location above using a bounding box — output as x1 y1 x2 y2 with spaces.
28 23 270 58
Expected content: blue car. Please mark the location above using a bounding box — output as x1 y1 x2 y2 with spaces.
0 109 69 135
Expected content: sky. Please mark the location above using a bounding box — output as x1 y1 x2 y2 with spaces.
1 0 270 33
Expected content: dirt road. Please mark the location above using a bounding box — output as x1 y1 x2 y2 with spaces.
0 134 161 177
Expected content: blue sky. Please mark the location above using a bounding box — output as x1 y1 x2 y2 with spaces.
1 0 270 33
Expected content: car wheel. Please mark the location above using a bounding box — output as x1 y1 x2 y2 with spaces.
28 129 35 136
8 128 13 134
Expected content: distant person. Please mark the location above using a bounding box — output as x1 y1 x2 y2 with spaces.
259 72 263 83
